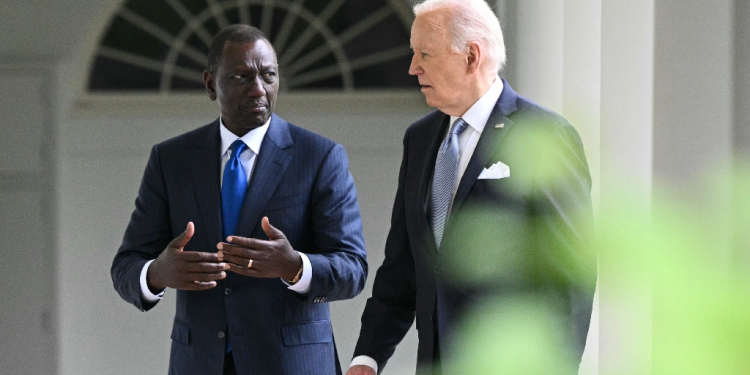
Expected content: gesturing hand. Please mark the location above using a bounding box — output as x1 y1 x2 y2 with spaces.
146 222 229 293
218 217 302 280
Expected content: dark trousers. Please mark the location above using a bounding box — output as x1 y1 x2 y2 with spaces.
224 352 237 375
432 333 442 375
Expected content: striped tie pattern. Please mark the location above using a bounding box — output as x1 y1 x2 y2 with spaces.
431 118 469 248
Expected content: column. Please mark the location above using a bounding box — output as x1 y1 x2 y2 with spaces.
0 61 58 375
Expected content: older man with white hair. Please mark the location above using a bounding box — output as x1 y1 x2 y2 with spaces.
347 0 596 374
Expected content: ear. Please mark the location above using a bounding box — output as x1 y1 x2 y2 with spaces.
204 70 217 101
466 41 483 74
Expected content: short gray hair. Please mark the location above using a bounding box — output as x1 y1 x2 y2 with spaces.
414 0 506 73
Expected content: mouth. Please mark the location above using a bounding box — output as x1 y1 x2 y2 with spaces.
420 85 432 91
242 103 268 113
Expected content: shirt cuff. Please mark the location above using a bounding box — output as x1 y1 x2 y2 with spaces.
284 251 312 294
140 259 165 303
350 356 378 373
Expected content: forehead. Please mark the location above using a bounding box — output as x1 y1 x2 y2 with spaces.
411 9 451 48
219 40 277 68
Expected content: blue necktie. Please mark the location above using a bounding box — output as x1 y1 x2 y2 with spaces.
221 140 248 355
222 140 249 239
431 118 469 248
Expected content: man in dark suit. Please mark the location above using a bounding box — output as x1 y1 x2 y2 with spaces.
348 0 595 374
111 25 367 375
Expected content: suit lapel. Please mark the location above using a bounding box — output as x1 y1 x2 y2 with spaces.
413 114 450 255
191 120 224 247
419 114 451 215
451 80 519 215
235 114 293 237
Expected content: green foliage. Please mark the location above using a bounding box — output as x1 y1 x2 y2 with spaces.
446 161 750 374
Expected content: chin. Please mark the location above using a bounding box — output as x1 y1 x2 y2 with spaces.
241 112 271 127
424 97 439 109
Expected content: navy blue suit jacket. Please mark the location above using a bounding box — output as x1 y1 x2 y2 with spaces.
112 114 367 375
353 81 596 372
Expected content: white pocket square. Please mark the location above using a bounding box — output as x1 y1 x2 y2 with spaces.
477 161 510 179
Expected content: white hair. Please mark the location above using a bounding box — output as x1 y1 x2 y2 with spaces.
414 0 506 73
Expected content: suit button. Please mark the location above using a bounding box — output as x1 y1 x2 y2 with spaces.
218 331 225 339
435 266 444 275
224 287 232 296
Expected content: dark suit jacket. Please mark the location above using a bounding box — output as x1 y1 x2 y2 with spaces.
112 114 368 375
353 80 596 372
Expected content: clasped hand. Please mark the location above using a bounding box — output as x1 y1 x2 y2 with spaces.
146 217 301 293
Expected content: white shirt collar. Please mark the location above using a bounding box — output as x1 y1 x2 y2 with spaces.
219 117 270 157
450 76 504 133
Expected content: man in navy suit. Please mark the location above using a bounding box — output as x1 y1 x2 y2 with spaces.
348 0 595 374
111 25 367 375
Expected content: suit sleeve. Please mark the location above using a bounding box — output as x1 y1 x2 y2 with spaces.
111 145 173 312
533 123 597 359
303 143 369 303
352 128 418 372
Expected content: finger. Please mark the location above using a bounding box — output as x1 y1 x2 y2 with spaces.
217 243 250 258
223 236 273 250
221 247 267 262
219 240 273 254
179 280 217 291
168 222 195 250
182 261 229 273
179 250 223 263
220 251 257 268
186 271 227 282
226 262 261 277
262 217 286 241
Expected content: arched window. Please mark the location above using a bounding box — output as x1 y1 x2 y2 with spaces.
89 0 415 92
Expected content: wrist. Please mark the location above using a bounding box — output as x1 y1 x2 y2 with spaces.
285 252 303 284
146 261 165 293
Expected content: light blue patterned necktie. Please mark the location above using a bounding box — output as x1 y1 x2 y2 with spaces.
431 118 469 248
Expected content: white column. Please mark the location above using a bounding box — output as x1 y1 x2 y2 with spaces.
514 0 564 113
653 0 734 187
652 0 734 274
600 0 655 374
0 61 59 375
562 0 601 207
513 1 736 374
737 0 750 159
562 3 602 374
512 1 603 374
511 0 602 200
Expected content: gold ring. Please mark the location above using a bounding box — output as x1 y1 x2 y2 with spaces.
247 259 253 268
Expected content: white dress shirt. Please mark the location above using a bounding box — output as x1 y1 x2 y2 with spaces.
349 76 504 372
139 117 312 302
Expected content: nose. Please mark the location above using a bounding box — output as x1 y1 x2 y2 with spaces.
408 54 421 76
247 75 266 98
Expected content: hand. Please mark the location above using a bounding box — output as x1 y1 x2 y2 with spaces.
218 217 302 280
146 222 228 292
346 365 376 375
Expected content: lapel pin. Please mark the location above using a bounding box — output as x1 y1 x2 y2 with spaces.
495 123 504 129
